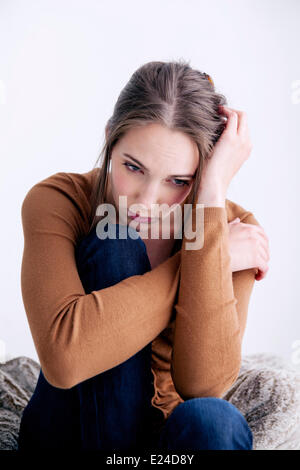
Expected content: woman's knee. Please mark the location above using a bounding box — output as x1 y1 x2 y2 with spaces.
177 397 251 431
163 397 253 450
75 223 151 291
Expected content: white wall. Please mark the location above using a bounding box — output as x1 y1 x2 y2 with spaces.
0 0 299 368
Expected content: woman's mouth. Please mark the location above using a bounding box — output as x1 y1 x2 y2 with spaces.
128 210 155 223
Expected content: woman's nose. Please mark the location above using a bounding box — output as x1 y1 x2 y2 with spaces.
133 185 162 214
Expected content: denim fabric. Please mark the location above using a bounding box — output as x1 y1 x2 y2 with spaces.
155 397 253 451
17 223 253 451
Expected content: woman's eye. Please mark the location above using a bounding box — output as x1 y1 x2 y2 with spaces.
123 162 189 188
172 179 190 187
123 162 140 172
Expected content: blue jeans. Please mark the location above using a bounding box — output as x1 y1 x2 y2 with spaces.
18 223 253 451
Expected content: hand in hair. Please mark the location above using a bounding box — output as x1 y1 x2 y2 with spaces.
197 106 253 206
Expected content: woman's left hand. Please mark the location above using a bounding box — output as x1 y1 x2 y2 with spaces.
228 217 270 281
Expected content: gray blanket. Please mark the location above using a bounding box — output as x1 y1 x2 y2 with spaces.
1 353 300 450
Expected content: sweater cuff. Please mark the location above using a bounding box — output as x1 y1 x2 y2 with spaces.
203 206 227 224
189 204 227 225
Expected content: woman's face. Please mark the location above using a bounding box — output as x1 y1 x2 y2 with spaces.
106 122 199 237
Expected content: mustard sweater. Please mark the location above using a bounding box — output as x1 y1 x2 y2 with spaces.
20 167 259 422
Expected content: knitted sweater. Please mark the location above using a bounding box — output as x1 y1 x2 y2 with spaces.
20 167 259 424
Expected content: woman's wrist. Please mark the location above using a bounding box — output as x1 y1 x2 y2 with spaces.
196 188 226 208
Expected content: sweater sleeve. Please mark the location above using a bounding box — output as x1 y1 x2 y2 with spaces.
171 204 259 400
21 173 180 389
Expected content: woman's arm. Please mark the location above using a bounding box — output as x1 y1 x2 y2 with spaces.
171 205 259 400
21 172 181 390
171 106 262 400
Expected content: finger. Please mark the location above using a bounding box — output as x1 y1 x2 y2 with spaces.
256 229 270 258
255 270 264 281
255 265 269 281
256 233 270 261
236 111 249 139
259 243 270 263
241 222 269 245
220 106 247 136
229 217 240 224
223 107 251 143
259 256 269 274
253 225 269 245
256 266 269 281
219 106 238 135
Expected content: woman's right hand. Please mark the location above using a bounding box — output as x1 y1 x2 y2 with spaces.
228 217 270 281
197 106 253 205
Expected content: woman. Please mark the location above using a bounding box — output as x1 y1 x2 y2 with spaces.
18 60 269 451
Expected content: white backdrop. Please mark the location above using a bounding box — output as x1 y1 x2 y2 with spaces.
0 0 299 368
